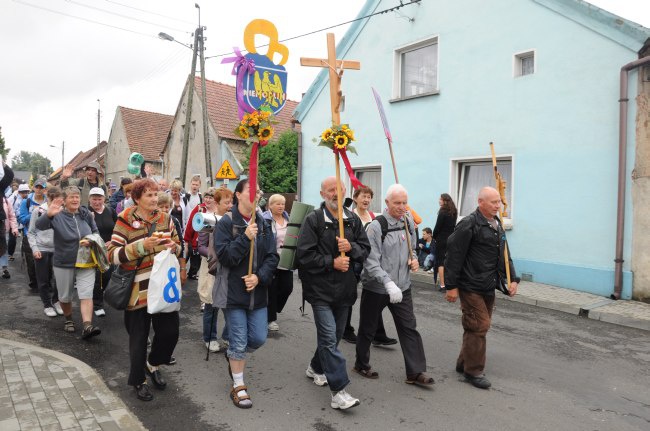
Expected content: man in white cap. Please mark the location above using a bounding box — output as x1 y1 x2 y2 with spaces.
61 161 107 207
87 187 116 317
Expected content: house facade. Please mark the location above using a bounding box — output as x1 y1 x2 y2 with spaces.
294 0 650 300
162 77 299 190
105 107 174 182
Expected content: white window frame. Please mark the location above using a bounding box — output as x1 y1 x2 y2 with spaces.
513 49 536 77
449 155 515 228
392 35 440 101
349 164 383 214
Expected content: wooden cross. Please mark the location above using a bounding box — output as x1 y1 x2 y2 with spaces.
301 33 361 256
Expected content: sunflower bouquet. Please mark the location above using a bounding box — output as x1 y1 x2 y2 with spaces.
316 124 357 154
235 110 277 144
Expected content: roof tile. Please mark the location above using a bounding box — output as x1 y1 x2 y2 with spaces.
119 107 174 160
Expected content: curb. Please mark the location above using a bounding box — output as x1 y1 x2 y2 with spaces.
410 272 650 332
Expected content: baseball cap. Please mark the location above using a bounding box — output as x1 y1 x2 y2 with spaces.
34 178 47 188
18 184 30 192
89 187 105 197
109 183 117 190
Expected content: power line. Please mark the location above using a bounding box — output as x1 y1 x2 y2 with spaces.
13 0 157 38
103 0 195 26
63 0 190 33
206 0 422 59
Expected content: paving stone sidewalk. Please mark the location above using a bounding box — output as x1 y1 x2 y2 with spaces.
411 271 650 331
0 338 146 431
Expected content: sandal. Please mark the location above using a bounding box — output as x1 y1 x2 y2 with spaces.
230 385 252 409
64 320 75 333
352 366 379 379
405 373 435 387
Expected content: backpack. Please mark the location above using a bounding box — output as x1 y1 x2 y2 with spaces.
374 214 412 243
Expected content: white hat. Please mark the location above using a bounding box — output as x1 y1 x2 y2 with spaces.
18 184 30 192
89 187 105 197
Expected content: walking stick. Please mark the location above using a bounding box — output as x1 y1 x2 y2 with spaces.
205 307 217 361
247 197 258 276
489 142 511 289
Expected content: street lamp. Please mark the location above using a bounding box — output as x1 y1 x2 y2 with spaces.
49 141 64 170
158 32 192 49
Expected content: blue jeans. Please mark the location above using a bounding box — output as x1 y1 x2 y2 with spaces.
224 307 267 360
203 303 229 342
310 304 350 392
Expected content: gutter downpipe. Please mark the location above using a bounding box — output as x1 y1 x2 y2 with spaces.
613 55 650 300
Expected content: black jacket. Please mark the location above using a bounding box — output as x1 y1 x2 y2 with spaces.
296 203 371 306
215 205 279 309
432 210 456 245
0 165 14 221
445 208 519 295
109 188 124 212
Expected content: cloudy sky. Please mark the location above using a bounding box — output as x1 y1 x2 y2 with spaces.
1 0 648 170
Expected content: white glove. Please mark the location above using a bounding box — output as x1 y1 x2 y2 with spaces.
385 281 403 304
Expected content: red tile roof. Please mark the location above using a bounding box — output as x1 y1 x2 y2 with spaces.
194 78 300 141
119 107 174 161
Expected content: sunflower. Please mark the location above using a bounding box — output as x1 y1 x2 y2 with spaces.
343 128 355 140
321 128 333 141
333 133 349 149
238 125 250 139
258 126 274 140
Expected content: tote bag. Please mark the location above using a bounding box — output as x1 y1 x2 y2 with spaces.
147 249 182 313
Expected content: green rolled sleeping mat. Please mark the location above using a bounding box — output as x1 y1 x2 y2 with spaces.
278 201 314 270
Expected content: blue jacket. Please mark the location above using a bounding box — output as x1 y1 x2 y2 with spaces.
18 194 46 235
215 205 279 309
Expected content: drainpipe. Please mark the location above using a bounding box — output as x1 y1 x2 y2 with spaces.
612 54 650 300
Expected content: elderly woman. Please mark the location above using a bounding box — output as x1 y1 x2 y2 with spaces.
215 179 278 408
169 180 188 230
196 188 233 352
107 178 182 402
88 187 117 317
35 186 100 339
262 194 292 332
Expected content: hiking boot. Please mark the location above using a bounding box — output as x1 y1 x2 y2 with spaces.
306 365 328 386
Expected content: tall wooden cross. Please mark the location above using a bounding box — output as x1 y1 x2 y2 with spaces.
301 33 361 255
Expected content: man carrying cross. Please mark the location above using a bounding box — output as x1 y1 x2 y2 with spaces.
296 176 370 410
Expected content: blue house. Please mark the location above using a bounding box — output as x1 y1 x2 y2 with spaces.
294 0 650 300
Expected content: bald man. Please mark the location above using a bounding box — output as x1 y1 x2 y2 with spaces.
445 187 519 389
296 176 371 410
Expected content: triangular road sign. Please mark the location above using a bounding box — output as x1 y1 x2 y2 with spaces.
215 160 238 179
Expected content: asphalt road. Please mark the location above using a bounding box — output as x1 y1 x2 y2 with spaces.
1 250 649 431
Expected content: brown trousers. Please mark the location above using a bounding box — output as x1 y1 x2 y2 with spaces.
457 290 495 376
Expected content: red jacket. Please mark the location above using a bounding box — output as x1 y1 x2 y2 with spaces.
184 203 206 249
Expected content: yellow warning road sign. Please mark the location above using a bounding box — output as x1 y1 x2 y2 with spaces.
215 160 238 179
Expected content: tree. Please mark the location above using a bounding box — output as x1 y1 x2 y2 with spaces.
11 151 53 179
0 127 9 160
244 130 298 193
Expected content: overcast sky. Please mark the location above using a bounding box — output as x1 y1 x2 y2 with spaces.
1 0 648 170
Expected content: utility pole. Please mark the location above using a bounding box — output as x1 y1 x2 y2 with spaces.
96 99 103 175
180 31 200 187
198 25 213 187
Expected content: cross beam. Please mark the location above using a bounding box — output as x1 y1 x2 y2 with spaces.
300 33 361 255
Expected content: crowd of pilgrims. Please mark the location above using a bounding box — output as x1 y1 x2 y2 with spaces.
1 161 462 410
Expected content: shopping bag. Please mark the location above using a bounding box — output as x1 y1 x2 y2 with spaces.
147 249 182 314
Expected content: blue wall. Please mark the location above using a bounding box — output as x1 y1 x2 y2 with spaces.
296 0 646 299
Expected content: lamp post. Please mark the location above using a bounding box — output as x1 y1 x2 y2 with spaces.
50 141 64 170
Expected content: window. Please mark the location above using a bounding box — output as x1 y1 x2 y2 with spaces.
455 158 513 218
514 50 535 77
351 166 382 214
394 37 438 99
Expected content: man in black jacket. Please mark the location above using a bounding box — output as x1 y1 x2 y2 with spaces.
296 176 371 410
0 162 14 257
445 186 519 390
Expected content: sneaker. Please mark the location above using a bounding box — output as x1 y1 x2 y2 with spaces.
94 308 106 317
268 321 279 331
1 269 9 279
426 269 434 274
305 365 328 386
200 303 205 313
8 255 14 261
330 389 360 410
206 340 220 353
167 356 177 365
464 373 491 389
53 302 64 315
44 307 57 317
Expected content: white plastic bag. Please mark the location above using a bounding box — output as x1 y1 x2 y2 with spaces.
148 249 182 314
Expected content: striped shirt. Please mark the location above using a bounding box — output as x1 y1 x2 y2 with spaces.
107 206 181 310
